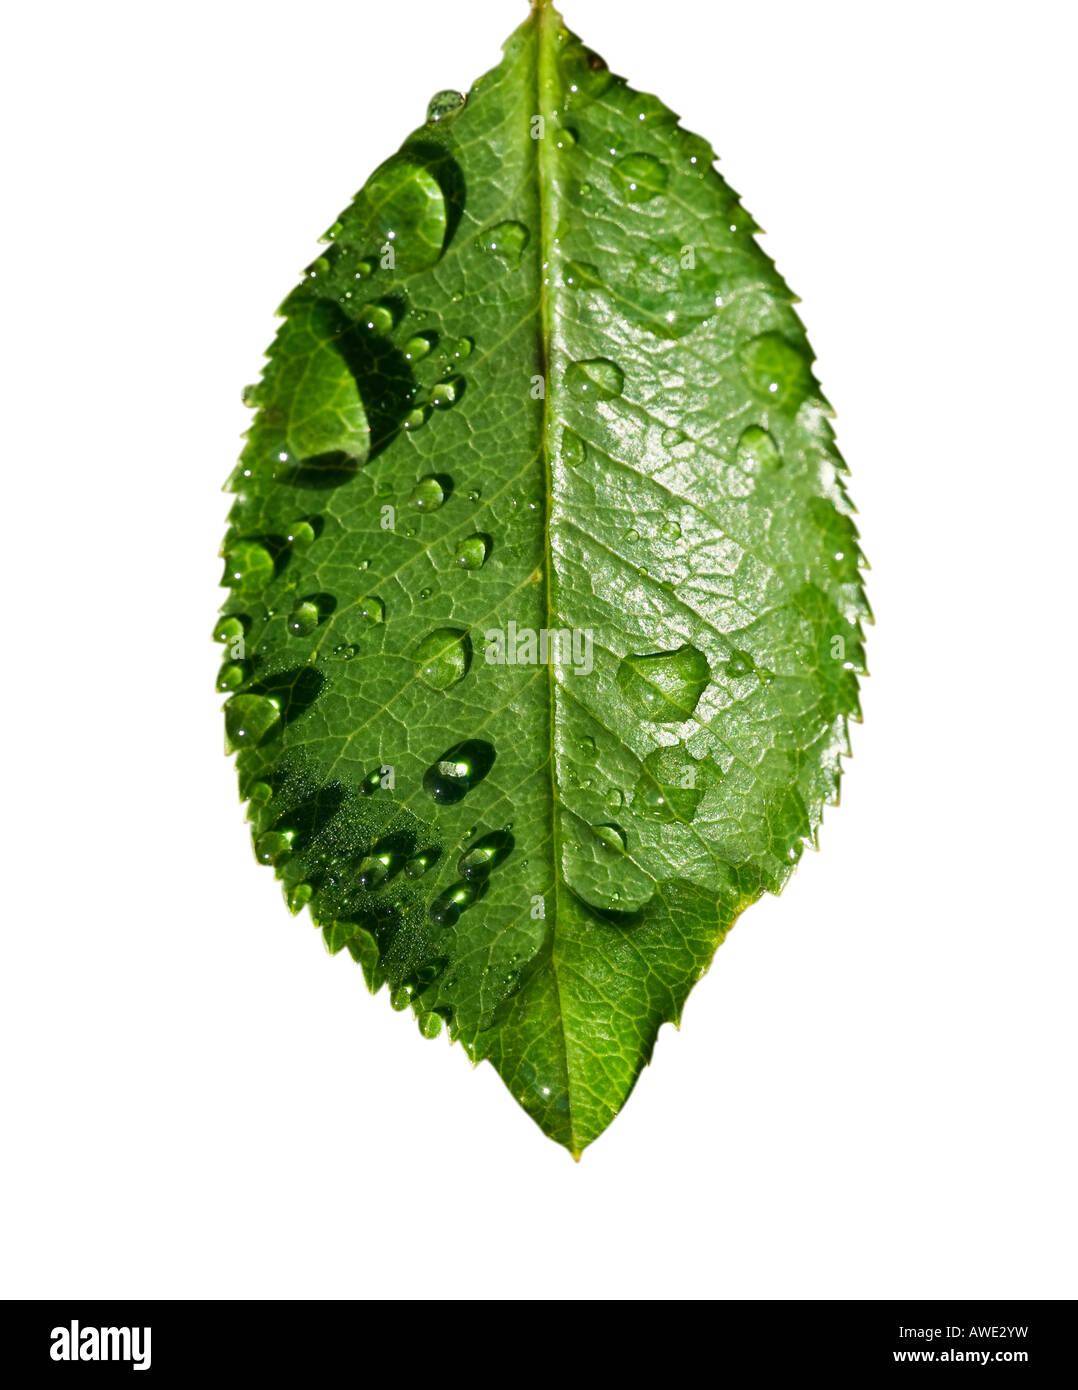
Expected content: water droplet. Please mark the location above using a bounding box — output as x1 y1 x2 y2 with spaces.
254 829 293 866
213 615 247 645
288 519 318 547
624 527 640 543
353 258 374 278
467 488 481 505
566 358 624 401
404 332 436 361
359 766 389 795
458 830 514 880
447 335 473 360
555 126 578 149
306 255 331 279
241 383 260 408
454 533 490 570
418 586 433 601
359 595 385 626
661 427 687 448
634 747 704 823
579 735 597 760
604 787 625 812
360 298 400 335
418 1011 442 1039
404 852 435 880
613 152 668 202
390 984 413 1011
404 404 431 430
356 558 370 572
224 694 281 750
592 823 627 853
358 852 392 889
561 430 587 466
414 628 471 689
426 89 466 123
430 374 464 408
333 643 359 661
726 649 755 678
287 600 321 636
739 333 813 412
287 882 313 914
410 474 448 511
222 540 274 593
482 220 529 268
423 739 495 804
616 644 711 721
737 425 782 471
429 881 477 927
354 155 448 272
216 661 250 692
660 519 681 541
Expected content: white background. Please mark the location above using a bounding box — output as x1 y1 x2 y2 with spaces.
2 0 1075 1300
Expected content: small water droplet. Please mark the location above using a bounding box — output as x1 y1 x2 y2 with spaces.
624 527 640 543
604 787 625 812
414 628 471 689
254 829 294 866
429 881 477 927
616 644 711 721
467 488 481 504
423 739 495 804
426 89 466 123
482 220 529 268
287 599 321 637
613 152 668 202
739 333 813 412
333 643 359 661
634 746 704 823
418 1011 442 1039
454 533 490 570
458 829 514 880
353 258 374 278
660 519 681 541
418 586 433 601
555 126 578 149
726 649 755 678
404 404 431 430
592 823 627 853
561 430 587 466
357 852 392 889
404 332 436 361
216 661 250 692
359 595 385 626
287 882 313 914
737 425 782 471
447 335 473 359
224 694 281 750
661 426 687 448
222 540 275 593
404 852 435 880
213 615 247 645
360 298 401 334
430 374 464 408
410 474 448 511
566 358 624 401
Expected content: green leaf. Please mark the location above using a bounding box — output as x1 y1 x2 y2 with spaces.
219 0 868 1156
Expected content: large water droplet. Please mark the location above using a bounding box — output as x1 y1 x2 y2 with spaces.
591 823 627 853
404 332 436 361
414 628 471 689
359 595 385 626
254 829 294 866
423 739 495 804
454 533 490 570
737 425 782 472
659 519 681 541
353 155 449 272
458 830 514 880
360 298 400 335
616 644 710 721
566 358 624 401
739 333 813 412
426 89 466 123
410 474 448 511
404 851 436 880
224 694 281 750
482 221 529 268
613 152 668 202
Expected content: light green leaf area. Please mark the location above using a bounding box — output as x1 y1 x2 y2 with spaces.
218 1 868 1156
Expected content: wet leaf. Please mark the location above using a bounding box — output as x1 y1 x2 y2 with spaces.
219 1 868 1156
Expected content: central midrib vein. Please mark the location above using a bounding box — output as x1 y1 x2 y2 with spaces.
533 0 578 1152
